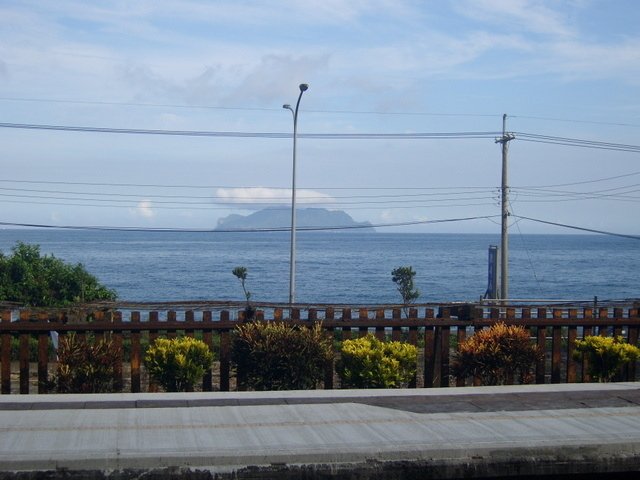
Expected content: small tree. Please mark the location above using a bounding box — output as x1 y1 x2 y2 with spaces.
0 242 116 307
573 335 640 382
232 266 254 320
391 266 420 317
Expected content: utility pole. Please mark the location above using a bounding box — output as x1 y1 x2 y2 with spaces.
496 114 515 301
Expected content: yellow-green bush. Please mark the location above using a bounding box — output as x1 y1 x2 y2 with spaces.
231 321 332 391
452 322 541 385
337 334 417 388
144 337 214 392
54 333 122 393
573 335 640 382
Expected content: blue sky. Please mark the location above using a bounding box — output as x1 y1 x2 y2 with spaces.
0 0 639 234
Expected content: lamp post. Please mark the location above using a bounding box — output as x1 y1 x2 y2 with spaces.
283 83 309 305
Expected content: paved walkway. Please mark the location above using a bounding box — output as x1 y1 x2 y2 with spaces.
1 383 640 479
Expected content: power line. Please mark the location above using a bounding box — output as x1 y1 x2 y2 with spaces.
0 122 500 140
0 178 497 191
0 96 500 118
510 114 640 129
0 96 278 113
5 97 639 128
516 170 640 189
2 121 639 153
0 215 500 233
514 132 640 153
513 215 640 240
0 197 500 211
0 185 497 201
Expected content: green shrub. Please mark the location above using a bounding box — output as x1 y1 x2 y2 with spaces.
231 321 332 391
144 337 214 392
337 334 417 388
0 242 116 307
10 335 40 362
452 322 541 385
54 333 122 393
573 335 640 382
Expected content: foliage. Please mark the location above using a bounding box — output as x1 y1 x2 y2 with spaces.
53 333 122 393
0 242 116 307
10 335 40 362
337 334 417 388
573 335 640 382
452 322 541 385
231 321 332 391
391 266 419 316
232 266 254 320
144 337 214 392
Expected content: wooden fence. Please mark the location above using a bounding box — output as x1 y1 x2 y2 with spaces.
1 302 639 394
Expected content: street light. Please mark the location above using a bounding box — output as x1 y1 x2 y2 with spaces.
283 83 309 305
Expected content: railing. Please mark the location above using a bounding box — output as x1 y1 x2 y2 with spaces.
1 302 639 394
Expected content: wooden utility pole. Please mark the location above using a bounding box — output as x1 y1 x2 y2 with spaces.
496 114 515 301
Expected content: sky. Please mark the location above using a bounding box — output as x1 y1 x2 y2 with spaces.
0 0 639 234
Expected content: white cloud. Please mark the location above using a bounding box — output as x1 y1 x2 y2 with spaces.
215 187 333 207
454 0 576 38
131 200 155 219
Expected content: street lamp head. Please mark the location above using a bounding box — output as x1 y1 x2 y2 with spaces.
282 104 291 110
299 83 309 92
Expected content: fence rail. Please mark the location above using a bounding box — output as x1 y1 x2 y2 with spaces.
1 302 639 394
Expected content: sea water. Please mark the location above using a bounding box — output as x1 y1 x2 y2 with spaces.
0 229 638 304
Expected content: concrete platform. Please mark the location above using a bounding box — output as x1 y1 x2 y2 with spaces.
1 383 640 479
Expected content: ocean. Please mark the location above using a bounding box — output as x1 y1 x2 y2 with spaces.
0 229 638 304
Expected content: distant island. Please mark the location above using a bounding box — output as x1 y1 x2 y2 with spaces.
215 207 375 232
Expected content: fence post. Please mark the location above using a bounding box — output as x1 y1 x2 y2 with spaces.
167 310 177 339
582 307 593 382
147 311 159 392
566 309 578 383
19 311 30 394
342 308 352 341
201 311 213 392
439 309 450 388
112 311 124 392
628 308 639 381
1 311 11 394
536 308 547 384
37 312 49 394
391 308 401 342
130 312 141 393
219 310 231 392
456 324 467 387
423 308 435 388
551 309 563 383
358 308 369 338
324 307 336 389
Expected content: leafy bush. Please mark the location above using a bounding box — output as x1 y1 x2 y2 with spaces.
144 337 214 392
337 334 417 388
0 242 116 307
573 335 640 382
54 333 122 393
10 335 40 362
452 322 541 385
231 321 332 391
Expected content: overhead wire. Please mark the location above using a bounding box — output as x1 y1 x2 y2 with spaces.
0 122 500 140
0 214 501 233
512 215 640 241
